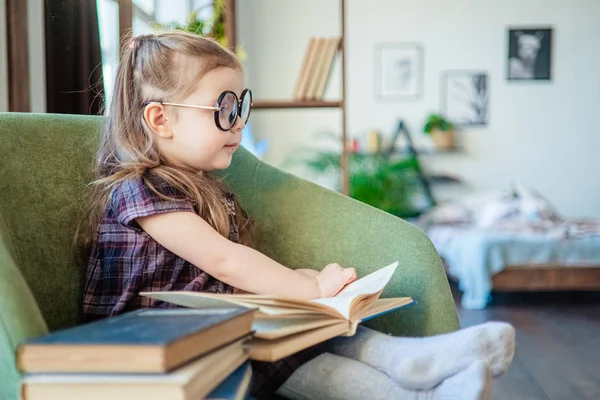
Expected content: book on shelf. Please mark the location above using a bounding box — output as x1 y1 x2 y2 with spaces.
17 307 254 374
309 37 340 100
20 337 250 400
141 261 414 362
303 37 328 99
292 37 318 100
293 36 341 101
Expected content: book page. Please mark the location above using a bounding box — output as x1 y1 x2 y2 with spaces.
252 318 341 340
140 261 399 321
310 261 398 319
140 292 323 316
248 321 350 362
357 297 414 321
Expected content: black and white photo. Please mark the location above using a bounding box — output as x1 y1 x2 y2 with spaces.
375 43 422 100
507 27 552 80
443 71 488 126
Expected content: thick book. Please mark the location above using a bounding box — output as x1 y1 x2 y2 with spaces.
20 338 250 400
292 37 317 100
17 308 254 374
142 262 414 362
207 362 252 400
304 37 329 99
311 37 340 100
298 37 326 100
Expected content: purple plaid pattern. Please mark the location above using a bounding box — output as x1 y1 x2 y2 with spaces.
82 177 234 318
82 177 320 398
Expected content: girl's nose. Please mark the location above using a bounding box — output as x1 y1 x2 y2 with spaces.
231 115 245 133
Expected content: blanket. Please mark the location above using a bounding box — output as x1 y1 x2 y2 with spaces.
420 182 600 309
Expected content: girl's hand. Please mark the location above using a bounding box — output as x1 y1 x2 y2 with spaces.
316 263 357 298
296 268 319 278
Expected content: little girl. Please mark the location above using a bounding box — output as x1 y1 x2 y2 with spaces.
78 31 514 400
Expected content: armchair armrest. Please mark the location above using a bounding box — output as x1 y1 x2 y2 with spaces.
219 150 460 337
0 225 48 400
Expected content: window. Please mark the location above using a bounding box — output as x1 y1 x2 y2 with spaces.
96 0 213 107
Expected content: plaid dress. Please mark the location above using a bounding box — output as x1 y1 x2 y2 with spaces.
82 177 323 398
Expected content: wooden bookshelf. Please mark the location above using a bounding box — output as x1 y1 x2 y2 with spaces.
225 0 349 194
252 100 343 109
400 146 464 155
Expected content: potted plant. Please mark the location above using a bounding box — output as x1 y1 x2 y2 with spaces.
152 0 247 60
284 133 424 218
423 113 455 150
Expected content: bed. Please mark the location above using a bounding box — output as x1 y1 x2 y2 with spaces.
418 183 600 309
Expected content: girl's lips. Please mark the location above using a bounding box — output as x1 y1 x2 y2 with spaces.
224 143 238 148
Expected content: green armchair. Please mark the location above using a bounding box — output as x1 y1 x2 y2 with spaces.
0 113 459 400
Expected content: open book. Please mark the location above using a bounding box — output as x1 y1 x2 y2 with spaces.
141 261 413 361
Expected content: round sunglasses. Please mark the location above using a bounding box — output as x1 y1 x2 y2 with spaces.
144 89 252 131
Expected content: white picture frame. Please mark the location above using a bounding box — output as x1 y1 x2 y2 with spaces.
375 43 423 100
442 71 489 126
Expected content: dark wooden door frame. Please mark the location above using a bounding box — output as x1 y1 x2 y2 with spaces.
5 0 30 112
225 0 236 52
118 0 132 48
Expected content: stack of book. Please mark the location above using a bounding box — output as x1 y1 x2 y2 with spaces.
293 37 341 101
18 308 255 400
18 262 413 398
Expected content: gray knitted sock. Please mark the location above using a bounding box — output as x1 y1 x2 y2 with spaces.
327 322 515 390
431 360 491 400
276 353 491 400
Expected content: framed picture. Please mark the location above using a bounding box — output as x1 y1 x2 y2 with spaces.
442 71 489 126
507 27 552 80
375 43 423 100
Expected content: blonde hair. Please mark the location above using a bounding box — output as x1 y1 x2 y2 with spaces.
77 31 254 255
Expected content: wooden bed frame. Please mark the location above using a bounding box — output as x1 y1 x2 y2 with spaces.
443 261 600 291
491 265 600 291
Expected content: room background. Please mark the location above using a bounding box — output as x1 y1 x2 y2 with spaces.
1 0 598 218
237 0 600 219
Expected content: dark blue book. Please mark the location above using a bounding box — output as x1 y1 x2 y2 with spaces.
17 308 254 374
208 361 253 400
21 338 251 400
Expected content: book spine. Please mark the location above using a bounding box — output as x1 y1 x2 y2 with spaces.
304 38 327 100
292 38 316 100
314 38 340 100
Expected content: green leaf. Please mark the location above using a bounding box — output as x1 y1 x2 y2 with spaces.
282 138 425 218
422 113 454 133
150 2 246 59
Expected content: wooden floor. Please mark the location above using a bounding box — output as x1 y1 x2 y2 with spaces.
452 284 600 400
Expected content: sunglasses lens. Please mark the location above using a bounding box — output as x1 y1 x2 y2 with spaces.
218 92 238 130
240 90 252 123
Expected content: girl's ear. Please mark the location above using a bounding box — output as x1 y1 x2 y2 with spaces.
143 103 173 139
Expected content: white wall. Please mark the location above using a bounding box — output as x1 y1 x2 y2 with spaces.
238 0 600 219
0 0 8 112
28 0 46 113
237 0 342 184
